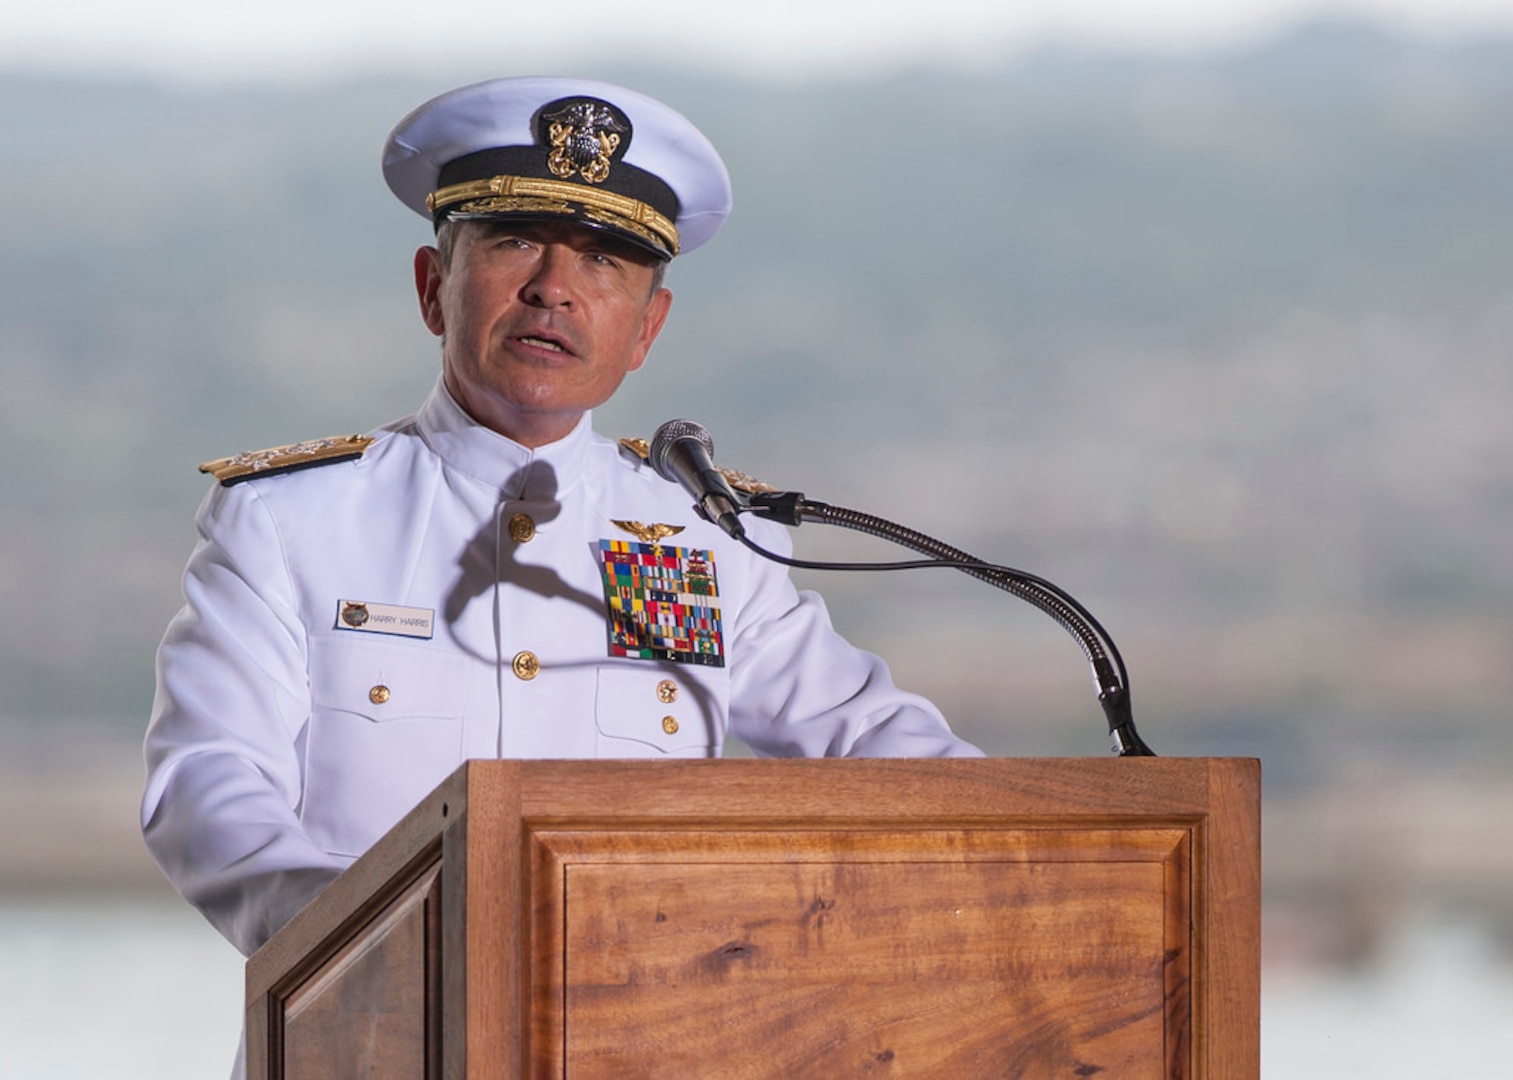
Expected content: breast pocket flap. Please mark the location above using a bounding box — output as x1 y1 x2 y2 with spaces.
309 634 466 722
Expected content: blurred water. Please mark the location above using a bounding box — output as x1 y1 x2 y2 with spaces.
0 897 242 1080
2 898 1510 1077
1264 914 1513 1076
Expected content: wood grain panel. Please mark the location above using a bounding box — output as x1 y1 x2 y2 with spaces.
529 827 1189 1079
1202 757 1261 1077
442 760 522 1080
516 759 1214 823
279 862 441 1079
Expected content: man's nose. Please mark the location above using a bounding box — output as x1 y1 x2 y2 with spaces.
522 245 576 308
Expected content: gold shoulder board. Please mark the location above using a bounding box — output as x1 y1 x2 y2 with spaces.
199 434 374 486
617 436 778 495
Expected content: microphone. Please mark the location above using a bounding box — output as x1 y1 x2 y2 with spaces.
649 419 747 539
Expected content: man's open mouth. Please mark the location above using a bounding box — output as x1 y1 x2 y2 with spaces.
516 334 572 355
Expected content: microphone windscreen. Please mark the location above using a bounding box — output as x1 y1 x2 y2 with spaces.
649 418 714 482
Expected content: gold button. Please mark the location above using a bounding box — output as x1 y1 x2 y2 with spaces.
661 715 679 735
512 651 540 681
369 685 391 705
656 679 679 704
508 513 536 543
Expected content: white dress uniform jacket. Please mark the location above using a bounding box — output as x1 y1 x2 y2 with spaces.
142 380 980 961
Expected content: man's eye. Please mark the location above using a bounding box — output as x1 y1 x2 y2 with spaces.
484 233 533 251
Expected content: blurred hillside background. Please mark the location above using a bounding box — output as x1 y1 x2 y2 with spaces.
4 10 1513 1076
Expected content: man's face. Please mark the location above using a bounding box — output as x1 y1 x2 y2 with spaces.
415 220 673 447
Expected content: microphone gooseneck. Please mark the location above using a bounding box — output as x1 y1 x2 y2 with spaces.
746 493 1153 757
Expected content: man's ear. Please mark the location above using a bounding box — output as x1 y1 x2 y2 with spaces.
629 287 674 373
414 246 446 336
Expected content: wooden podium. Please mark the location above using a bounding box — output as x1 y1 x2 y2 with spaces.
246 758 1259 1078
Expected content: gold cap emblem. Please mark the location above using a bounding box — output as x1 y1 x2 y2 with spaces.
542 99 628 185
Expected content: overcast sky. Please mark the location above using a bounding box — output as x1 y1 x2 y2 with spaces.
6 0 1513 82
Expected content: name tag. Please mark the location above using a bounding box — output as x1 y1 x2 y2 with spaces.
334 599 435 640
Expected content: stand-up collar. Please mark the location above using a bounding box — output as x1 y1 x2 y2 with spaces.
414 378 594 499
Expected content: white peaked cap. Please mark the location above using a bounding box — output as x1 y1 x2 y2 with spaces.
382 76 732 259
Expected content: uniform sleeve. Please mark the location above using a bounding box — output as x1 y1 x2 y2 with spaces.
724 518 984 759
141 481 348 957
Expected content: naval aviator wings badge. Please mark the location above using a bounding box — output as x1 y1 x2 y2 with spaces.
611 519 685 545
598 539 724 668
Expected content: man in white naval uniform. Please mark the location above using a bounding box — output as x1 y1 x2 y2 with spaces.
142 76 981 1074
